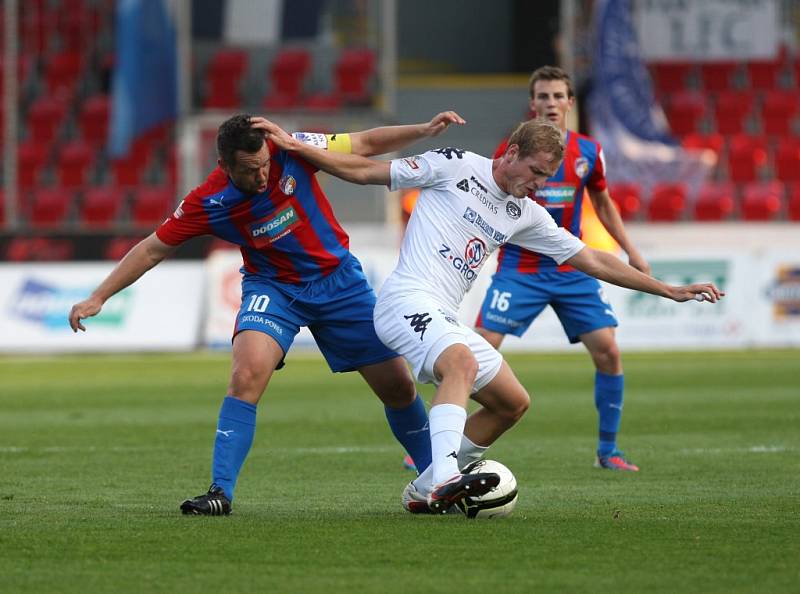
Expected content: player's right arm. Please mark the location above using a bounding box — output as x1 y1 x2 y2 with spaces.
68 233 176 332
260 119 393 186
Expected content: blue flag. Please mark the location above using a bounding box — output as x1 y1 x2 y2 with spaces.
588 0 713 197
109 0 177 157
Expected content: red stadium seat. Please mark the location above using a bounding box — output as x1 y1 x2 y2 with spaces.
699 62 738 93
714 91 755 135
111 156 149 187
18 142 50 190
263 48 311 110
109 132 159 187
29 188 74 227
788 184 800 221
649 62 693 94
78 94 110 145
664 90 707 136
745 60 782 91
760 90 798 136
304 48 376 109
80 186 125 227
26 97 68 143
694 182 736 221
131 186 175 226
334 49 376 105
43 51 83 98
775 137 800 183
57 140 95 188
741 182 784 221
204 49 248 108
682 133 725 154
726 134 769 183
647 183 687 222
608 183 642 221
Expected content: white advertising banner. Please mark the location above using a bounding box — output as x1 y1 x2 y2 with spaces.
0 262 204 353
636 0 779 62
751 253 800 347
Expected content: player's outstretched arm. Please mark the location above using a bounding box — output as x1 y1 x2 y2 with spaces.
588 188 650 274
566 247 724 303
256 118 392 186
68 233 175 332
348 111 466 156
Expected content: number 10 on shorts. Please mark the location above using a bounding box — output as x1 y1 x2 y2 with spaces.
246 294 270 313
490 290 511 312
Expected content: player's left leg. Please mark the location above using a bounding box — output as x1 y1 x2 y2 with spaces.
552 273 637 471
580 327 638 471
358 357 432 474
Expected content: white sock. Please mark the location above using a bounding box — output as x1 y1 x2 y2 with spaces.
428 403 467 486
414 432 489 496
457 434 489 469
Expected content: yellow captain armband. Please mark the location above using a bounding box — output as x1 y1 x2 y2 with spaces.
325 133 352 154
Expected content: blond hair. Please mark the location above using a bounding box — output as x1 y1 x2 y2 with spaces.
507 119 564 162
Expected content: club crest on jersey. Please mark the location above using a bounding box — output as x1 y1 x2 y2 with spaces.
465 237 487 269
506 202 521 220
574 157 589 178
250 206 299 243
279 175 297 195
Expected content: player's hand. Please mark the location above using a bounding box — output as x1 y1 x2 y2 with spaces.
249 117 298 151
670 283 725 303
425 111 466 137
68 296 104 332
628 251 651 275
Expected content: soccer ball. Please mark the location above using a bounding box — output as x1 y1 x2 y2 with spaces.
455 459 518 519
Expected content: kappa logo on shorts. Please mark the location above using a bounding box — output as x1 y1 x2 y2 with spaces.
404 312 432 341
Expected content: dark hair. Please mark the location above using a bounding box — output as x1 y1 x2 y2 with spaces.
528 65 575 99
217 114 265 167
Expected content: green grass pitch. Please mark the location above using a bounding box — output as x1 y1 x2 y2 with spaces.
1 350 798 593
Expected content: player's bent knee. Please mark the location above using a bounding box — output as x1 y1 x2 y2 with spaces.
435 344 479 385
228 364 270 401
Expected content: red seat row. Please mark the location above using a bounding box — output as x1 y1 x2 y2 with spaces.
650 56 799 94
663 89 798 136
611 181 800 222
682 134 800 184
204 47 376 110
0 186 176 229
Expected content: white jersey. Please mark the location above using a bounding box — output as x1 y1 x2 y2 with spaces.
385 148 585 311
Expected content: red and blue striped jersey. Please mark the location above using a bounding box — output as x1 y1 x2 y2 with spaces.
156 141 350 284
494 130 606 274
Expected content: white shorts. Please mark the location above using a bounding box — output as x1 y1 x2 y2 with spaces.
374 290 503 392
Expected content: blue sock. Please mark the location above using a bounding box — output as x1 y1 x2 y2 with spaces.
385 394 432 474
595 371 624 456
212 396 257 501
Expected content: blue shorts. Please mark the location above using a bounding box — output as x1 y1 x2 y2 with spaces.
234 254 398 372
477 271 618 344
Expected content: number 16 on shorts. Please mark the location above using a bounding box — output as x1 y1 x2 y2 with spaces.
490 290 511 312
